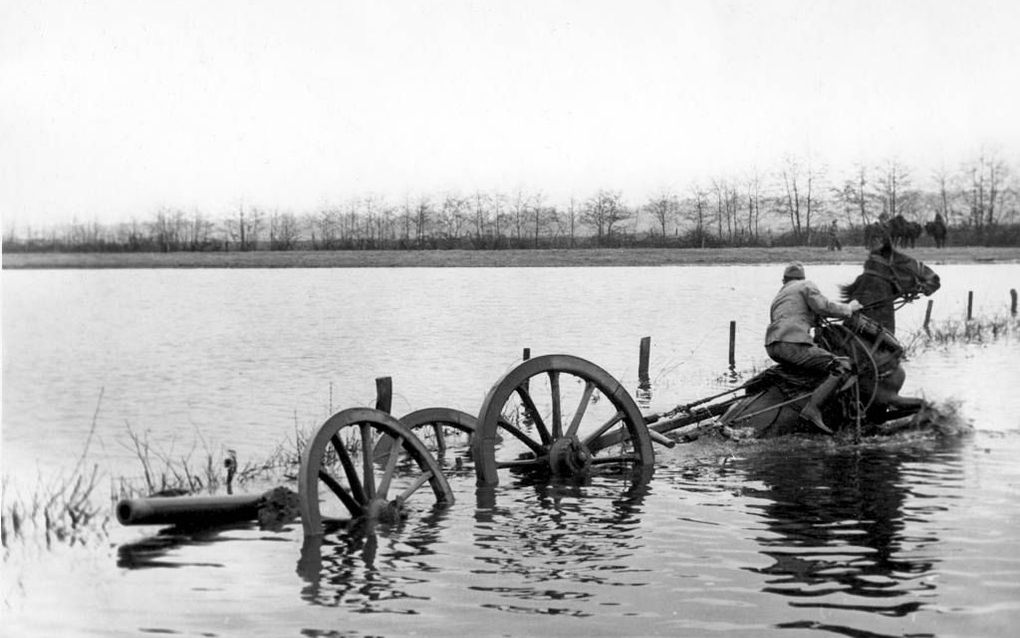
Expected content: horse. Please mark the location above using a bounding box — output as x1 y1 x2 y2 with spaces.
887 214 922 249
863 222 888 248
719 241 940 437
924 216 948 248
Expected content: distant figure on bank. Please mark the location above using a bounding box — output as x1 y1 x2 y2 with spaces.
827 220 842 251
764 262 862 432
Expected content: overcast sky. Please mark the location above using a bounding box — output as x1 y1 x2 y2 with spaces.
2 0 1018 228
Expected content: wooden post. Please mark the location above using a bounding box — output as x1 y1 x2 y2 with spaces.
923 299 933 334
728 321 736 369
371 376 395 460
638 336 651 383
522 348 530 391
1011 289 1018 316
967 291 973 321
375 376 392 414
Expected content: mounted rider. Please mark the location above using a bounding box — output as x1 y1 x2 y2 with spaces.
765 262 862 433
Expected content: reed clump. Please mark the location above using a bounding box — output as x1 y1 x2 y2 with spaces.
907 314 1020 351
2 465 107 552
113 421 311 501
3 418 317 553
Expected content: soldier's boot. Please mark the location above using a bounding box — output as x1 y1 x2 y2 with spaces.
800 374 843 434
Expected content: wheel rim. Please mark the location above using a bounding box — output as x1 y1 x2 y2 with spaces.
299 407 454 537
471 354 654 487
398 407 477 470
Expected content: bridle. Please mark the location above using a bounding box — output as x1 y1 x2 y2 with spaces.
858 251 928 311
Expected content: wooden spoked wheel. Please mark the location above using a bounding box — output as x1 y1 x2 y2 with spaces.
299 407 454 537
471 354 654 487
398 407 477 470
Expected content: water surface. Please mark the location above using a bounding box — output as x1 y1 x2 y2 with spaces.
3 264 1019 636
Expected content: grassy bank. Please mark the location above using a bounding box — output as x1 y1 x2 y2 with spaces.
5 245 1020 269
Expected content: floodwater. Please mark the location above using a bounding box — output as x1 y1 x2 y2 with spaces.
3 262 1020 637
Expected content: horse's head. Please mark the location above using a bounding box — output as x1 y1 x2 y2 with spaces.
866 241 940 298
841 240 940 334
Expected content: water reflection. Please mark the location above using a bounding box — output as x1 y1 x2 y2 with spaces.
296 508 450 610
737 440 964 624
467 477 653 616
117 523 254 569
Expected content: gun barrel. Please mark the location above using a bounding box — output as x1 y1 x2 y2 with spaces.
116 494 262 526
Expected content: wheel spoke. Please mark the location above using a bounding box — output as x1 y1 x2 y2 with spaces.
515 384 552 444
331 434 366 504
549 371 562 439
496 458 545 470
301 407 456 536
359 422 376 500
472 355 655 488
319 469 364 516
376 434 404 500
566 381 596 438
432 423 447 455
397 471 433 503
495 419 546 455
581 410 625 449
591 454 640 466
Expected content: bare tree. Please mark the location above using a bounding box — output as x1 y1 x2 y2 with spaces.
565 196 579 247
472 190 490 243
581 190 629 245
413 195 431 246
510 189 535 245
874 158 913 220
644 189 679 242
439 192 471 241
965 149 1010 227
779 156 804 240
530 192 551 248
269 210 301 250
711 178 742 243
744 170 765 241
681 185 711 247
185 209 215 250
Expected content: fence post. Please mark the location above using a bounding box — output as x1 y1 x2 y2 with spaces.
1011 289 1017 316
375 376 393 414
728 321 736 369
924 299 934 334
639 336 651 384
522 348 531 391
967 291 973 321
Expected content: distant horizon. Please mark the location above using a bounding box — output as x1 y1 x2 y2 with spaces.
3 147 1012 235
3 1 1019 228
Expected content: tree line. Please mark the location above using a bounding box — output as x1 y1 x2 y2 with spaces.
5 152 1019 253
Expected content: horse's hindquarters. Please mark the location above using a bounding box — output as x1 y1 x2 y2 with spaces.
721 386 809 438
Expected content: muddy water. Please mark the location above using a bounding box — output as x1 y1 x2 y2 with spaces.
3 263 1020 636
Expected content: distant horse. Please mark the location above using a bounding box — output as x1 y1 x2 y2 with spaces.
863 222 889 248
720 241 941 436
925 216 948 248
887 215 922 249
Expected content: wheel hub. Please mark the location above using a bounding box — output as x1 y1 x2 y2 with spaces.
547 436 592 477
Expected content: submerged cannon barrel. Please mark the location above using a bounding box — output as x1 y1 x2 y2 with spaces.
116 494 263 527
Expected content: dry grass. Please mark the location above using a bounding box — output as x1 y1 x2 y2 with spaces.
2 392 107 549
4 245 1020 269
905 314 1020 351
2 408 313 552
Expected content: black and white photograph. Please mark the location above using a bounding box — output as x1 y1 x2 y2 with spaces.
3 1 1019 636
